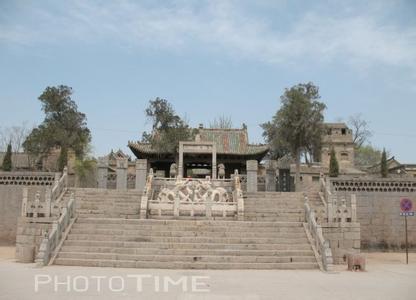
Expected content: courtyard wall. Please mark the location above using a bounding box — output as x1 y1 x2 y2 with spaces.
330 178 416 250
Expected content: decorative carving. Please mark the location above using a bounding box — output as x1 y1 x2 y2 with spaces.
157 179 230 203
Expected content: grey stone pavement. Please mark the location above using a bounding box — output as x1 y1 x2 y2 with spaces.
0 247 415 300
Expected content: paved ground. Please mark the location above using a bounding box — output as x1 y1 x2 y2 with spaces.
0 246 415 300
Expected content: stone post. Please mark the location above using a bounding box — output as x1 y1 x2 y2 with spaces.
178 144 184 178
21 188 28 217
265 160 276 192
116 158 128 190
45 188 51 217
173 195 180 218
97 158 108 189
246 160 258 193
135 159 147 191
212 148 217 179
351 194 357 223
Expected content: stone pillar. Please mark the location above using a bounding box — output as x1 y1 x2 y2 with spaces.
97 158 108 189
246 160 258 193
116 158 128 190
265 160 277 192
212 149 217 179
135 159 147 191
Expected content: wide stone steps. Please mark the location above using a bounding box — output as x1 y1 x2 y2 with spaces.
54 258 317 270
69 228 307 238
61 239 314 251
66 234 309 244
75 218 303 227
59 245 314 257
56 251 316 263
71 223 305 233
55 216 317 270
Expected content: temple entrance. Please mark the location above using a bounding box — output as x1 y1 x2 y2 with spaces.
178 141 217 179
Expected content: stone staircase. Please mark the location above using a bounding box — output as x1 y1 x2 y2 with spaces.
65 188 142 219
54 218 317 269
244 192 305 222
53 189 318 270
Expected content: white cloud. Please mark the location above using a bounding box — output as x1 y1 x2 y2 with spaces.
1 0 415 73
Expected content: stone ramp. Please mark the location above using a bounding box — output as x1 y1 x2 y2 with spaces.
54 218 318 270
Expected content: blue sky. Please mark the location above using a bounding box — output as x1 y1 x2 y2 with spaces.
1 0 415 162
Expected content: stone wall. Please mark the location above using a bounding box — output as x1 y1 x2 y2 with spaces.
0 186 48 244
351 192 415 250
330 177 416 250
322 222 361 264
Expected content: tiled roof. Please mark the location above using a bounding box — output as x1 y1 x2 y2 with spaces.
128 128 269 156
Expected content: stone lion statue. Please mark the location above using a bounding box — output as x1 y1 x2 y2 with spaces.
218 163 225 179
169 163 177 178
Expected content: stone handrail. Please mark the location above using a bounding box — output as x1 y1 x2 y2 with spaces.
145 171 244 219
51 167 68 203
319 177 330 207
21 167 69 218
304 197 334 272
148 177 236 219
139 168 154 218
35 192 76 266
233 170 244 221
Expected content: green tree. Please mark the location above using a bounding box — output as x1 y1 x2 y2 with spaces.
1 143 12 171
381 148 388 178
57 146 68 172
329 147 339 177
74 158 97 187
354 145 383 170
261 82 326 189
142 98 193 153
23 85 91 170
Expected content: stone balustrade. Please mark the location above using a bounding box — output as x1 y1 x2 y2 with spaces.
35 192 76 266
21 168 68 218
304 200 334 272
330 177 416 193
140 169 244 220
0 172 56 186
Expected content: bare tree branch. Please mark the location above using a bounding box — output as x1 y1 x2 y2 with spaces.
348 114 372 148
0 122 31 153
209 115 233 129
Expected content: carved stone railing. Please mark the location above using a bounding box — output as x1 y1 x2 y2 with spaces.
139 170 245 219
327 194 357 223
329 177 416 193
0 171 56 186
318 177 329 208
319 176 357 224
36 192 76 266
304 198 334 272
51 167 68 203
148 177 236 219
21 167 69 218
139 168 154 219
233 171 244 221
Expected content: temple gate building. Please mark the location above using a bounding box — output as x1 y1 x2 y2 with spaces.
128 125 269 178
